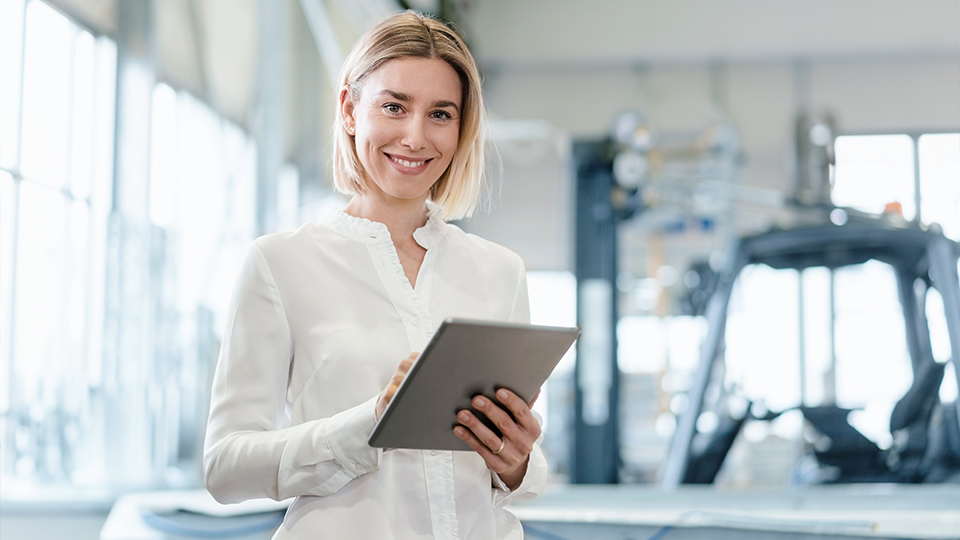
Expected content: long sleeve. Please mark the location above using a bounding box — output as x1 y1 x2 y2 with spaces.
202 242 382 504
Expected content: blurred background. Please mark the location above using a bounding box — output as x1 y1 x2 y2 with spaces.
0 0 958 538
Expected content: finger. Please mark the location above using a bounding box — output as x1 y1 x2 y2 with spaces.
457 408 508 457
453 424 508 469
493 389 539 433
390 353 418 386
377 353 420 419
383 382 400 401
470 394 524 442
398 352 418 374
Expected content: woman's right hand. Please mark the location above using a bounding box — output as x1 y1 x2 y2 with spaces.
375 353 418 420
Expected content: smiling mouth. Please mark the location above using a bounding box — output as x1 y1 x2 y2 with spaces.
387 154 431 168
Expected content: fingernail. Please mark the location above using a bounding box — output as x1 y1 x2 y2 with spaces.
458 411 470 421
454 427 464 436
474 397 485 407
497 389 508 400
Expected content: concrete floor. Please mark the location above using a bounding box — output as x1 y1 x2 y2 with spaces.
0 512 109 540
522 522 904 540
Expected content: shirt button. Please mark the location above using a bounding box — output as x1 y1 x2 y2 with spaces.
438 515 445 524
411 317 419 325
430 450 438 456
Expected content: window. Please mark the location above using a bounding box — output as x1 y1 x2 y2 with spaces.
0 1 261 500
918 133 960 240
1 1 117 492
526 271 576 476
832 134 916 219
833 132 960 240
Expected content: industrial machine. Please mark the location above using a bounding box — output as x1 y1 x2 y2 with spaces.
662 210 960 487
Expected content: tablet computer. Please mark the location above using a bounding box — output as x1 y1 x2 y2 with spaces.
367 318 580 451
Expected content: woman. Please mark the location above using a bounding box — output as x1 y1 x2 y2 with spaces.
203 11 547 539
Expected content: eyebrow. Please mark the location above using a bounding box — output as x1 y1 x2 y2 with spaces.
377 89 460 114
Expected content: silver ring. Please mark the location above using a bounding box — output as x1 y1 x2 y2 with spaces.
492 439 505 455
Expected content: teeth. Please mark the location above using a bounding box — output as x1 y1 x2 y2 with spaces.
392 156 425 168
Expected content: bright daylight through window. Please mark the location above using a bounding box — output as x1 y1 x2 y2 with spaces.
0 0 259 501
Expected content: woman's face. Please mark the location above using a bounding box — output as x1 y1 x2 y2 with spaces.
342 57 462 207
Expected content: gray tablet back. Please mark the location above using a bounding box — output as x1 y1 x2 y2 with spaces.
368 319 580 451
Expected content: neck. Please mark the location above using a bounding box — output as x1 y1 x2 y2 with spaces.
344 195 430 240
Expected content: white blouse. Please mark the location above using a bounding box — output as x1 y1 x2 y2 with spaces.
203 209 547 540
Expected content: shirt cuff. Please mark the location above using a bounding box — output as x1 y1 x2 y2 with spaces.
326 395 382 477
491 468 511 492
492 409 548 506
491 443 548 507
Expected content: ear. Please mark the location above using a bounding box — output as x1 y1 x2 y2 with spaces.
339 85 356 132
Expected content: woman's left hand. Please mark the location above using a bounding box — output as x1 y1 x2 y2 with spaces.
453 388 541 491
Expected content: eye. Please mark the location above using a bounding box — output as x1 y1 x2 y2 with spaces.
431 110 453 122
383 103 403 115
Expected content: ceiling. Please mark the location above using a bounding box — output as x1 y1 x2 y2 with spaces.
44 0 959 129
469 0 959 68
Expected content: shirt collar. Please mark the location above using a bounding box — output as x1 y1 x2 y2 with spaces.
325 208 447 249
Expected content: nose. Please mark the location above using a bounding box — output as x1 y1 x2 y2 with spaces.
400 117 426 151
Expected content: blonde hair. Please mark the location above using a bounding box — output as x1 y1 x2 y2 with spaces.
332 11 487 221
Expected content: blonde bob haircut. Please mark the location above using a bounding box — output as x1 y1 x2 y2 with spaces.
333 11 487 221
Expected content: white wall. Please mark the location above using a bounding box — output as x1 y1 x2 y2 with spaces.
470 0 959 64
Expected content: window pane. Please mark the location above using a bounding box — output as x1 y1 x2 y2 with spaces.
208 119 258 335
0 171 15 413
10 181 90 482
70 30 96 200
801 267 833 406
149 83 177 228
0 0 25 169
526 270 578 475
833 260 911 449
919 133 960 240
222 120 257 239
19 0 73 188
12 182 66 389
725 264 801 412
619 316 666 374
174 93 227 311
528 271 578 374
833 135 916 220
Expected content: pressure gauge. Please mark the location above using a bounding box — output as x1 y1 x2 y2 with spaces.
613 150 648 189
